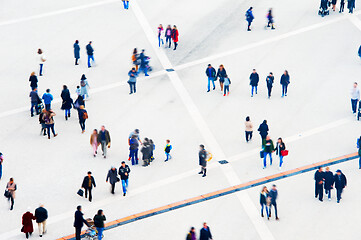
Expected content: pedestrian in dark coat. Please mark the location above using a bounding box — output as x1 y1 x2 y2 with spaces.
260 186 270 219
216 65 227 91
246 7 254 31
314 167 325 202
106 167 118 194
266 9 275 29
268 185 279 220
93 209 106 240
86 41 94 68
266 72 274 98
77 105 87 133
258 120 269 144
82 171 96 202
334 170 347 203
30 89 40 117
165 25 172 48
119 161 131 196
263 136 275 169
186 227 196 240
198 145 208 177
324 167 334 200
74 95 85 109
347 0 355 13
200 222 213 240
74 40 80 65
357 136 361 169
171 25 179 50
22 208 36 239
34 204 48 237
205 64 217 92
138 49 149 76
61 85 73 120
249 69 259 97
141 138 152 166
74 206 88 240
29 72 38 90
280 70 290 97
275 138 286 169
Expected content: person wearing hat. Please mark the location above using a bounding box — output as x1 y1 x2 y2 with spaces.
86 41 94 68
334 170 347 203
97 126 111 158
128 67 138 94
119 161 131 196
35 204 48 237
198 145 208 177
22 207 36 239
74 206 89 240
0 152 4 180
106 167 118 194
82 172 96 202
205 64 216 92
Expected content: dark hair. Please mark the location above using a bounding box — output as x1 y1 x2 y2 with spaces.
133 48 137 54
284 70 289 76
200 144 204 149
87 171 92 174
135 129 139 133
278 137 283 143
97 209 103 215
263 120 267 124
121 161 125 164
63 85 67 90
37 49 42 54
272 184 276 187
190 227 195 231
46 89 50 93
77 205 82 211
253 69 256 71
10 178 13 181
75 40 79 44
81 74 86 80
166 139 170 143
270 72 273 75
208 64 211 66
246 116 250 121
250 7 253 10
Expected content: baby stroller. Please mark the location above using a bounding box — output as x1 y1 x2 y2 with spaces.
318 0 330 17
84 219 104 240
358 100 361 121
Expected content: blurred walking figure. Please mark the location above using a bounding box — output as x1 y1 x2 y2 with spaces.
82 171 96 202
128 67 138 94
141 138 152 167
22 208 36 239
119 161 131 196
205 64 216 92
245 7 254 31
74 206 89 240
266 9 275 29
98 126 111 158
314 167 324 202
93 210 106 240
200 222 213 240
223 75 231 96
357 136 361 168
138 49 149 76
186 227 196 240
164 139 172 162
249 69 259 97
129 129 142 144
42 89 53 111
340 0 345 12
77 105 88 133
35 204 48 237
6 178 16 210
129 135 139 165
262 136 275 169
334 170 347 203
74 40 80 65
90 130 99 157
149 139 155 162
39 109 47 136
258 120 269 145
80 74 90 100
158 24 164 47
122 0 129 9
280 70 290 97
266 72 274 98
61 85 73 120
268 185 279 220
43 110 58 139
331 0 338 11
132 48 139 71
165 25 172 48
347 0 355 13
0 152 3 180
106 167 118 194
260 186 270 219
324 167 334 201
350 82 360 114
171 25 179 50
275 138 286 170
198 145 208 177
29 72 38 90
245 116 253 142
30 89 40 117
86 41 94 68
216 64 227 91
37 49 46 76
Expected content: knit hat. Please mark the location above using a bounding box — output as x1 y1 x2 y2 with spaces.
336 169 342 173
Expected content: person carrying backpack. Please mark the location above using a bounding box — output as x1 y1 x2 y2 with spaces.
42 110 57 139
77 105 88 133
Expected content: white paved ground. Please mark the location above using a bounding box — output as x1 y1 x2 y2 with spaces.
0 0 360 239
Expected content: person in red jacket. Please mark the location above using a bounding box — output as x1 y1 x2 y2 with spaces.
171 25 179 50
22 208 36 239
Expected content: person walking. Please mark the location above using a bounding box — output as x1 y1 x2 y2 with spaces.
268 185 279 220
216 64 227 92
6 178 16 210
334 170 347 203
350 82 360 114
138 49 149 76
258 120 269 145
260 186 270 219
129 135 139 165
98 126 111 158
246 7 254 31
205 64 216 92
30 89 40 117
106 167 118 194
37 49 46 76
249 69 259 97
29 72 38 90
332 0 338 11
122 0 129 9
164 139 173 162
165 25 172 48
324 167 334 201
61 85 73 121
80 74 90 100
77 105 88 133
245 116 253 142
0 152 3 180
263 136 275 169
223 75 231 96
74 94 85 109
90 130 99 157
74 40 80 65
280 70 290 97
119 161 131 196
82 171 96 202
128 67 138 94
186 227 196 240
149 139 155 162
86 41 94 68
357 136 361 169
93 210 106 240
128 129 142 144
266 72 274 98
74 206 89 240
43 110 58 139
42 89 53 111
266 9 275 29
314 167 325 202
22 208 36 239
158 24 164 47
171 25 179 50
132 48 139 71
141 138 152 167
347 0 355 13
39 109 47 136
275 138 286 170
34 204 48 237
200 222 213 240
198 144 208 177
340 0 345 12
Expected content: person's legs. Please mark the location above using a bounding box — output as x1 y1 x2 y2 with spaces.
135 149 138 164
85 188 88 199
173 42 178 50
126 1 129 9
75 227 81 240
328 188 331 199
101 141 107 156
359 156 361 169
92 143 97 156
97 227 104 240
75 58 79 65
46 125 51 138
279 156 283 167
261 204 264 216
38 223 42 236
351 99 357 113
39 64 43 76
282 85 285 97
88 55 91 68
122 180 127 194
133 83 136 93
50 124 56 136
336 188 342 202
273 203 278 219
267 86 271 98
269 153 273 165
10 195 14 210
42 221 46 234
319 185 323 201
245 131 250 142
0 164 2 179
315 182 318 198
25 232 29 239
251 86 254 96
111 183 115 194
88 188 92 202
207 77 211 91
128 82 133 94
250 131 253 141
31 102 36 116
263 153 267 168
158 36 161 47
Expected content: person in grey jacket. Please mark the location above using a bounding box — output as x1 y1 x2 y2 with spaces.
128 67 138 94
268 185 279 220
106 167 118 194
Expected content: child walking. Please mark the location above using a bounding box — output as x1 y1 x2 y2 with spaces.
90 129 99 157
164 140 172 162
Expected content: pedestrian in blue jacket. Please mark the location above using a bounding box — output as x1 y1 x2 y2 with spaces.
138 50 149 76
86 41 94 68
74 40 80 65
128 67 138 94
42 89 53 111
205 64 216 92
246 7 254 31
249 69 259 97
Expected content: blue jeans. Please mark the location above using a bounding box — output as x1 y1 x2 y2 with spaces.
96 227 104 240
0 164 2 179
251 86 257 96
336 188 343 201
79 120 85 131
282 84 288 96
130 149 138 165
261 203 269 217
87 55 94 68
158 36 164 47
138 67 149 76
45 103 51 111
123 1 129 9
279 155 284 167
65 109 70 117
325 188 332 199
351 99 358 113
30 102 38 116
208 77 215 91
166 36 172 47
359 156 361 168
224 85 230 95
129 82 136 94
122 179 129 194
165 153 171 161
263 152 272 167
39 64 43 75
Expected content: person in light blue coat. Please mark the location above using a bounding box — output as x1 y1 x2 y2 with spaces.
128 67 138 94
80 74 90 100
223 75 231 96
74 40 80 65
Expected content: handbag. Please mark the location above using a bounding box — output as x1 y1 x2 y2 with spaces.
4 190 10 199
116 177 120 182
281 150 289 157
260 150 265 158
77 189 84 197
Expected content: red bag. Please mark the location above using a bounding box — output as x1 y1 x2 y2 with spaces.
281 150 289 157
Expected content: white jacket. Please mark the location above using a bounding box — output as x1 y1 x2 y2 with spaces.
39 53 46 64
351 87 360 100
